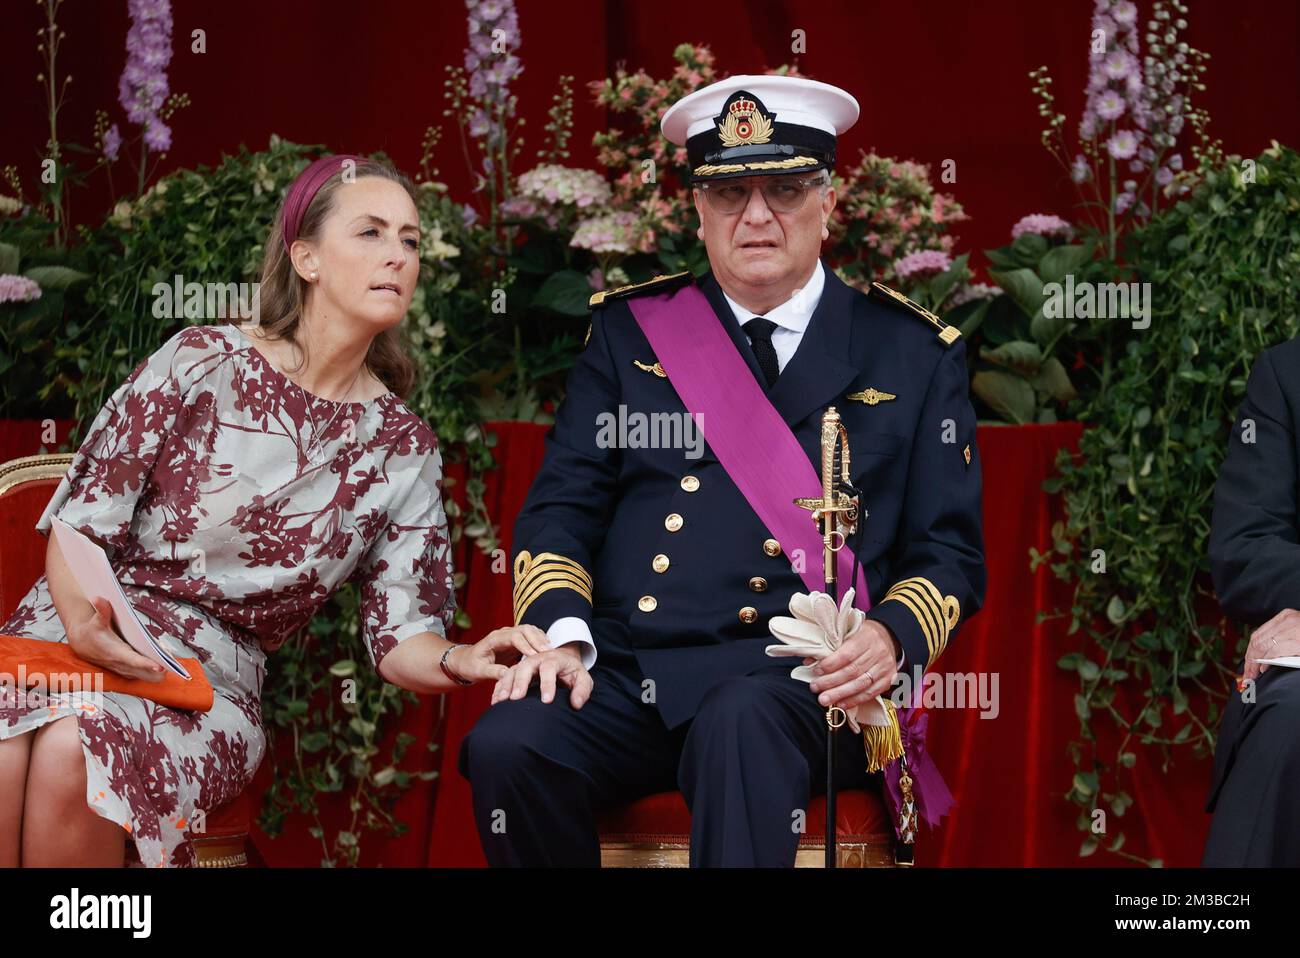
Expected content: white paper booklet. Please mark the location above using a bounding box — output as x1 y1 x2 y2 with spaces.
1257 656 1300 669
49 515 190 679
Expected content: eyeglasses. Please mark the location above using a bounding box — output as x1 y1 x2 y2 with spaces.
696 175 829 215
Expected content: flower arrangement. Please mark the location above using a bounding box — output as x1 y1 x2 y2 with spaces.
1031 0 1216 258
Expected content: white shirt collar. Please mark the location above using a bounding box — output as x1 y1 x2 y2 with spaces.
721 260 825 334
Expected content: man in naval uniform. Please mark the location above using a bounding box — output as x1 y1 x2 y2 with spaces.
458 74 986 867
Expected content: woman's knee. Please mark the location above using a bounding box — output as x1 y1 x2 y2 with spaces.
27 716 89 805
0 731 35 865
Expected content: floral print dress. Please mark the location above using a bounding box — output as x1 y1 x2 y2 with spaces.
0 323 456 867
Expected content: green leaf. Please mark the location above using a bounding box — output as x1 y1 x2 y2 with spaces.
24 265 91 290
1010 231 1049 264
1029 305 1069 346
988 267 1047 319
981 340 1043 373
1074 771 1099 795
972 369 1036 424
1105 594 1126 624
532 269 596 316
1032 357 1078 403
0 242 20 274
1057 652 1084 670
1038 244 1094 284
955 297 992 338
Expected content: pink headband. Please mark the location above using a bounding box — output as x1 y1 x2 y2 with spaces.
281 154 366 253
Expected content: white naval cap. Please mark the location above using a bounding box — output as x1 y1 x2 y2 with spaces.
661 74 860 182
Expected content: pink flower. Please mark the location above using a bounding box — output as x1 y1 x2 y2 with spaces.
0 274 42 304
893 249 952 282
1011 213 1074 241
1106 130 1139 160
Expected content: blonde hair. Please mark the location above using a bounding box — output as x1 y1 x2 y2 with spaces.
236 157 420 398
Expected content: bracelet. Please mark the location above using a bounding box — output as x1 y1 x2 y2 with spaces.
440 643 473 686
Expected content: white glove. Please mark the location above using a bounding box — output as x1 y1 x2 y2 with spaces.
765 587 891 734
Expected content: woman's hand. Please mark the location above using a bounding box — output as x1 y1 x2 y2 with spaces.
67 596 166 683
446 625 553 684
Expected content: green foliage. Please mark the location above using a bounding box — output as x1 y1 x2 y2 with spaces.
962 233 1111 424
0 211 91 420
1041 143 1300 864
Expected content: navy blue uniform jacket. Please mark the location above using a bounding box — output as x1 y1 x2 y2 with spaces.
510 263 987 731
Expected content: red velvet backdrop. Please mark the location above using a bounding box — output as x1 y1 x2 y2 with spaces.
1 1 1296 258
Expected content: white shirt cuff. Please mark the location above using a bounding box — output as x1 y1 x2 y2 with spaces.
547 617 596 670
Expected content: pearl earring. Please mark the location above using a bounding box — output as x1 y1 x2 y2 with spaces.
310 271 318 281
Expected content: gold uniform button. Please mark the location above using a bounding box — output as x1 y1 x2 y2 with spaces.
738 606 758 624
763 538 782 557
638 595 658 613
652 554 670 573
748 576 768 592
680 475 700 492
665 513 684 532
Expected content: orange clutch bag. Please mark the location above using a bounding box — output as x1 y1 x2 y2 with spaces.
0 633 214 712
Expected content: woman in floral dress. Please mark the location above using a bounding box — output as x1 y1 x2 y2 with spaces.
0 156 549 867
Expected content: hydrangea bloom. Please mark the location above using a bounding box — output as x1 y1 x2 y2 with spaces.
1011 213 1074 241
892 249 952 282
570 211 648 254
947 282 1000 309
0 275 43 304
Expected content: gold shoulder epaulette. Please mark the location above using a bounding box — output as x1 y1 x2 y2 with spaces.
870 282 961 346
588 271 693 309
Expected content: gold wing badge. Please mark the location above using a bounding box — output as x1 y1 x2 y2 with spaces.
846 387 897 406
632 359 668 379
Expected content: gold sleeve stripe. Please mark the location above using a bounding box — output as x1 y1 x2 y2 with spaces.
512 559 592 594
512 551 593 624
884 590 939 659
514 551 592 590
889 583 944 658
882 576 961 664
513 572 593 622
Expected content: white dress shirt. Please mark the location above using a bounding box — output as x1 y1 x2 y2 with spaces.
723 259 825 374
546 259 902 671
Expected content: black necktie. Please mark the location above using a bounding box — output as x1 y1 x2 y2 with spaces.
742 317 780 389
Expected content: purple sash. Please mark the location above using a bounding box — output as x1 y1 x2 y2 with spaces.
628 285 871 605
627 282 954 832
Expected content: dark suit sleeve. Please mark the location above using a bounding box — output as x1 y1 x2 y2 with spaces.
510 309 622 637
1208 348 1300 625
864 339 986 672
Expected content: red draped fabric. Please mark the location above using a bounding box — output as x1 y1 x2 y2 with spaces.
2 2 1296 259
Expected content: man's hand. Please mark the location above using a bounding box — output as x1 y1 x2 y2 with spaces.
490 643 593 709
807 619 898 710
1243 608 1300 683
